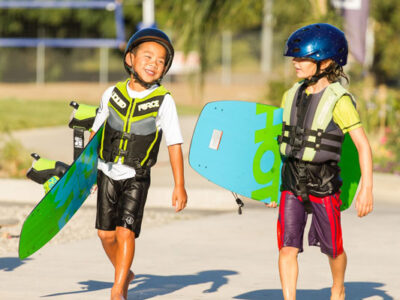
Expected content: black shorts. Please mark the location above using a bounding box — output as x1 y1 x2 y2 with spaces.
95 170 151 238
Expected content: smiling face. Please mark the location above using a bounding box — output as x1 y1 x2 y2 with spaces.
125 41 167 90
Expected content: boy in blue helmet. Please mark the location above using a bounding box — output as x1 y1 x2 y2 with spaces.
267 23 373 300
89 28 187 300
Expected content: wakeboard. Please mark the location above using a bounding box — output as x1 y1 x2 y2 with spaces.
18 126 103 259
189 100 360 210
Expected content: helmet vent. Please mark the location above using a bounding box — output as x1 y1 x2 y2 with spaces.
294 38 301 43
293 48 300 53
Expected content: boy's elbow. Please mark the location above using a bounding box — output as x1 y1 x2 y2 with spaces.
168 143 183 150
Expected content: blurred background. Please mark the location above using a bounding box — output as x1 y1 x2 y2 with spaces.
0 0 398 178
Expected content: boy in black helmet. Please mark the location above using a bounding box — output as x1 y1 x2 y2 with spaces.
267 23 373 300
89 28 187 300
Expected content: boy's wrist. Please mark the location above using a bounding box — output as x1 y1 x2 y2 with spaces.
360 184 373 192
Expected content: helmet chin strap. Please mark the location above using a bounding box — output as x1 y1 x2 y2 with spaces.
296 61 328 107
130 67 162 89
303 61 327 87
126 54 163 89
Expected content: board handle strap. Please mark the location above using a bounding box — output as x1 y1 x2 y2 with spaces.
232 192 244 215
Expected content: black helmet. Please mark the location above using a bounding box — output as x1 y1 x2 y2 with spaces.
124 28 174 76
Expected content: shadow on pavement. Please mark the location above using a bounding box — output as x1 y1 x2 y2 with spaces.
43 269 238 299
129 270 238 298
234 281 394 300
0 257 31 272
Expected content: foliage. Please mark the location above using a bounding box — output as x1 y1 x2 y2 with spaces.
0 0 398 86
371 0 400 84
0 4 138 82
0 137 31 178
0 7 117 39
0 0 399 175
157 0 263 98
274 0 341 39
265 79 291 106
348 77 400 174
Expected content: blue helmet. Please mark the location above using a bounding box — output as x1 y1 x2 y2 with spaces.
124 28 174 76
284 23 348 66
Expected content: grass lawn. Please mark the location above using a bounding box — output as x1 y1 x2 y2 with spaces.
0 98 200 132
0 98 71 132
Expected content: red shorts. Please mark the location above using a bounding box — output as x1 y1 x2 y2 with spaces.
277 190 344 258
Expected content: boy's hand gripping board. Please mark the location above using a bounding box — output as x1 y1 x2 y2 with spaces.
18 126 103 259
189 101 360 210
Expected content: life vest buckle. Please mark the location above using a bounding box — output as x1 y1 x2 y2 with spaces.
119 149 128 157
122 132 135 141
295 126 305 136
315 129 323 151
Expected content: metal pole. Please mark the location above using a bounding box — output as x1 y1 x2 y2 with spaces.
261 0 273 75
143 0 155 27
222 31 232 85
36 43 45 84
114 2 125 43
99 47 109 83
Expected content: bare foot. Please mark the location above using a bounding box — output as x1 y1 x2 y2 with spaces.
110 293 125 300
123 271 135 299
111 285 126 300
331 286 345 300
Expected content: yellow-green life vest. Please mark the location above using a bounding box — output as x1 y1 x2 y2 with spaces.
279 82 354 163
99 78 169 174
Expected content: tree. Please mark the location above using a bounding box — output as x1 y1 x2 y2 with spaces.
371 0 400 84
158 0 263 99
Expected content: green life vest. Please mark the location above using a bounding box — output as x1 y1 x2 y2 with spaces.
279 81 354 163
99 78 169 174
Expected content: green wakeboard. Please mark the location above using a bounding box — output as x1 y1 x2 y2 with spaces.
18 126 103 259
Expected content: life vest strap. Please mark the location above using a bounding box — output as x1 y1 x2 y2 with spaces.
296 161 313 214
280 123 343 143
280 136 342 154
279 122 343 155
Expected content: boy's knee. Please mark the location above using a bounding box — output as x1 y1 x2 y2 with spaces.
115 226 135 240
279 246 299 258
98 229 116 243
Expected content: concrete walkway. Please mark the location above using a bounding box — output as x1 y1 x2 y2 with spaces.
3 115 400 208
1 115 400 299
1 203 399 299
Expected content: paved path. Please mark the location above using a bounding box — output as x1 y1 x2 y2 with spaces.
3 115 400 208
1 203 399 299
1 115 400 299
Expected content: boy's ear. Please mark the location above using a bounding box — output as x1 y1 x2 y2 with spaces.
125 52 134 68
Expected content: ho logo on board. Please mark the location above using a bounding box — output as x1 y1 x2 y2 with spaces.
251 105 282 204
